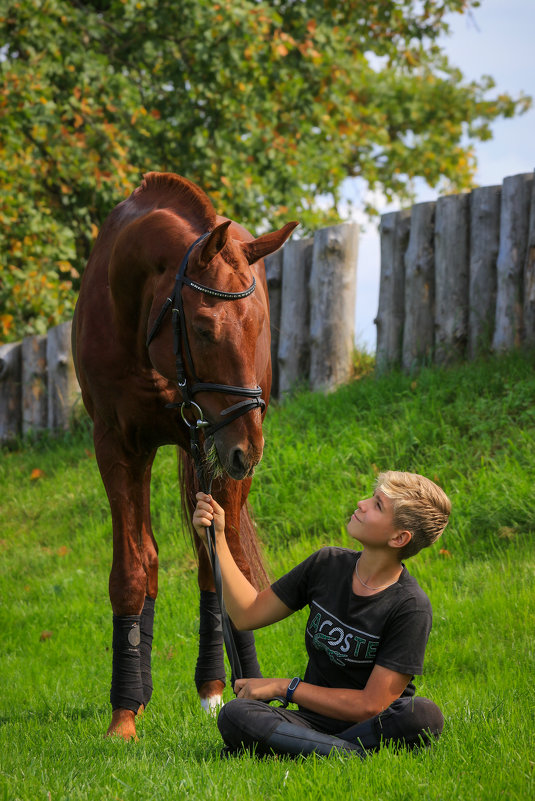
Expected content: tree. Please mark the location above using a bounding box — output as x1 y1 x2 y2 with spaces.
0 0 530 342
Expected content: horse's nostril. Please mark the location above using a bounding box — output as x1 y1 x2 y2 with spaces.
232 448 245 470
231 447 246 475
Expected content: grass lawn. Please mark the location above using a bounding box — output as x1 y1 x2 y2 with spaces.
1 351 534 800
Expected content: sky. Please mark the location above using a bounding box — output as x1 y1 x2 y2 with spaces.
351 0 535 352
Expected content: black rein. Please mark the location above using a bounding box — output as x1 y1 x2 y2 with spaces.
146 231 268 685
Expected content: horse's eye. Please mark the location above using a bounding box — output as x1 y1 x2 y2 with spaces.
197 328 217 344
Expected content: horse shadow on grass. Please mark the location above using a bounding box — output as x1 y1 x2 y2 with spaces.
0 704 104 728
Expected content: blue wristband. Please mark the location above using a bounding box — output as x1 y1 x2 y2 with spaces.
286 676 301 703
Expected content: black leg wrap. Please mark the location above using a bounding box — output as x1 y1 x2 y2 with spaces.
263 722 366 759
230 623 262 686
195 591 226 691
110 615 144 713
140 596 155 708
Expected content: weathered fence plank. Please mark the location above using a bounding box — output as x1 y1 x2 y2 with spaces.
0 342 22 445
375 209 411 372
22 334 48 435
278 238 314 395
309 222 358 393
493 172 533 352
522 173 535 344
47 321 79 431
402 202 436 371
264 250 283 398
434 193 470 365
468 186 501 358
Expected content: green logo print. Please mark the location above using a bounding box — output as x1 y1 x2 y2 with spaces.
307 607 379 667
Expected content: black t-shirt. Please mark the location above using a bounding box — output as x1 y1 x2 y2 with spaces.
271 547 432 732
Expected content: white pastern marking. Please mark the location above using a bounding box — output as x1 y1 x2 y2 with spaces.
200 695 223 716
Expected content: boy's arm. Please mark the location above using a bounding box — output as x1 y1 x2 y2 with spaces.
193 493 293 630
234 665 412 723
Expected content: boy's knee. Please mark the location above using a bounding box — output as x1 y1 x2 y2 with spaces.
217 699 240 735
376 696 444 749
412 697 444 740
397 696 444 745
217 698 272 748
217 699 245 748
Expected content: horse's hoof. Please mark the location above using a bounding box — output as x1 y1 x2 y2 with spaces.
105 708 139 741
199 679 225 717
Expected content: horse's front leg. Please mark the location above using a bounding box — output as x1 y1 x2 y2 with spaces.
138 451 159 716
94 421 157 740
195 477 262 712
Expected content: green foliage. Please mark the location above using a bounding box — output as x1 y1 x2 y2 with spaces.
0 0 531 343
0 352 534 799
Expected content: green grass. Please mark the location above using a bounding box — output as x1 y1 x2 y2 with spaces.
1 350 534 800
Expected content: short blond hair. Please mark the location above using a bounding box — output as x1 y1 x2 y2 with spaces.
375 471 451 559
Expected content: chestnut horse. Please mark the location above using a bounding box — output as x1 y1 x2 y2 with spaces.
73 172 297 739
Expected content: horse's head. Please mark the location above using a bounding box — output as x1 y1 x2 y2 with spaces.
147 218 297 479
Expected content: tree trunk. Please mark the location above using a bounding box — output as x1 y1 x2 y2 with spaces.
22 334 48 435
264 250 283 399
309 223 358 393
375 209 411 372
0 342 22 445
468 186 501 358
493 172 533 352
47 321 80 431
522 172 535 345
278 238 314 396
402 202 436 371
434 193 470 366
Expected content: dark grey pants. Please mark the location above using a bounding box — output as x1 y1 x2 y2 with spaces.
218 696 444 756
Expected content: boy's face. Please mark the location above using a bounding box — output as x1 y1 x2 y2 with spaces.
346 490 399 547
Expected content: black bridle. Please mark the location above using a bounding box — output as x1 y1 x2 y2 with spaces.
146 231 268 683
146 231 266 436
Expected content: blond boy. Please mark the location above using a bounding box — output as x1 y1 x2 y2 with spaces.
193 471 451 757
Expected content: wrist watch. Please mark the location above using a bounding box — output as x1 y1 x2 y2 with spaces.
286 676 301 704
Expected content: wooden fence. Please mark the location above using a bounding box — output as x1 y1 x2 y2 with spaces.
0 222 359 444
376 171 535 372
0 321 81 445
266 221 359 398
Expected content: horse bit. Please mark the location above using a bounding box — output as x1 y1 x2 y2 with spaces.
146 231 267 680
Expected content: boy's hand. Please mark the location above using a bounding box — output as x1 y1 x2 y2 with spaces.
193 492 226 542
234 677 288 702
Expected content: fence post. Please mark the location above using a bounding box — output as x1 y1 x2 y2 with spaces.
522 172 535 345
493 172 533 352
22 334 48 435
47 321 80 431
0 342 22 445
309 222 358 393
278 237 314 396
375 209 411 372
402 202 436 371
468 186 501 358
265 250 283 399
434 193 470 366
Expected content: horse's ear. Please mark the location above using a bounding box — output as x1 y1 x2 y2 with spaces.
198 220 232 266
241 221 299 265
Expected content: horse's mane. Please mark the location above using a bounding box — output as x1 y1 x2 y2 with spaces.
131 172 217 229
